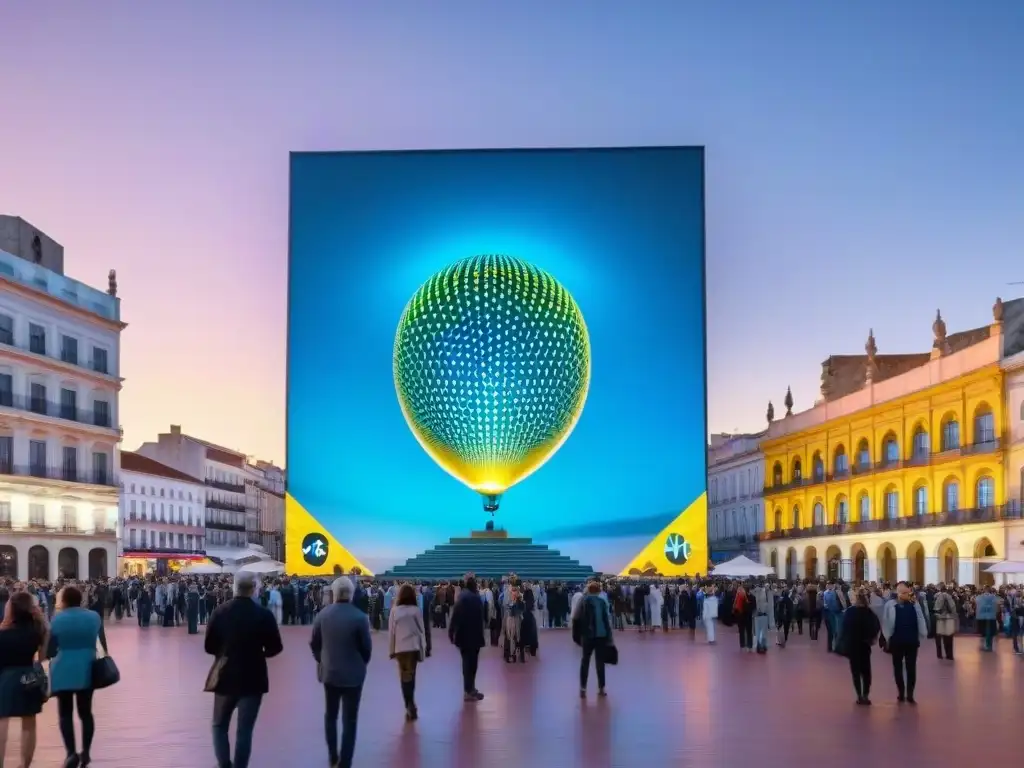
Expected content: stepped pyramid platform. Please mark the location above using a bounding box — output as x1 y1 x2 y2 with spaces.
380 529 597 582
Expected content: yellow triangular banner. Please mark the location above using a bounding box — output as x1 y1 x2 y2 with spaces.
619 493 708 577
285 493 373 576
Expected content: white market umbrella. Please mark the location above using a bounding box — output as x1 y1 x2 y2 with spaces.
236 559 285 575
711 555 775 578
179 562 223 575
984 560 1024 574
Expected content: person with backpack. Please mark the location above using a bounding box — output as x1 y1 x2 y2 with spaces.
572 581 615 698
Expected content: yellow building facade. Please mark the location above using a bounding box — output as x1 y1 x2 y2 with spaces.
759 304 1019 587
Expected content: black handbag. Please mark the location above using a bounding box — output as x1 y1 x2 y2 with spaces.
91 644 121 690
599 643 619 666
20 661 49 702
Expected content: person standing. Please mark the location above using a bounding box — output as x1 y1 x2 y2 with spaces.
311 576 372 768
702 585 719 643
932 584 957 660
882 583 928 704
839 588 880 705
975 586 998 652
448 576 485 702
572 581 614 697
388 583 426 721
186 583 200 635
204 572 283 768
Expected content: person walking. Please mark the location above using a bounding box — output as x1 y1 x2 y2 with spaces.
311 576 372 768
572 581 614 697
49 585 107 768
387 583 427 721
0 590 50 768
839 588 880 705
204 572 283 768
448 576 485 702
882 583 928 704
702 585 719 644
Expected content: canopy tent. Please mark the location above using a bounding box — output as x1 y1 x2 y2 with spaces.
235 559 285 575
711 555 775 578
179 561 223 575
984 560 1024 574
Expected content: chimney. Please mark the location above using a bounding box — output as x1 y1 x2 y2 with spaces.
170 425 181 436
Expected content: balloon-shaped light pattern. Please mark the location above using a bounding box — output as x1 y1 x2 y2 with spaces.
393 254 590 512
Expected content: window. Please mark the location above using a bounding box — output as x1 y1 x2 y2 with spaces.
92 451 109 485
0 501 10 528
942 419 960 451
28 503 45 527
61 505 75 531
0 435 11 473
883 436 899 464
129 499 137 519
28 323 46 355
884 490 899 519
836 498 849 525
141 500 147 519
974 408 995 445
774 509 782 531
792 459 802 482
813 502 824 527
912 427 929 458
856 440 870 470
61 446 77 481
834 446 848 475
772 463 782 486
0 314 13 346
93 400 110 428
129 528 137 548
29 383 47 415
60 388 77 420
29 440 47 476
977 476 995 509
60 335 78 364
159 532 167 548
0 374 11 408
792 506 801 529
91 347 109 374
914 486 928 515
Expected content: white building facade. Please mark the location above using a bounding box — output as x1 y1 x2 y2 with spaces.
0 220 122 582
137 426 249 550
118 451 207 575
244 460 285 562
707 432 765 563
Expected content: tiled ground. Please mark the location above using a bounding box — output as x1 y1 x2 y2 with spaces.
4 620 1022 767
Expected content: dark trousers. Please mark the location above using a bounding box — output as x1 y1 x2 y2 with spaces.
824 612 837 651
211 693 263 768
580 637 608 690
421 603 432 655
56 689 95 758
738 615 753 649
890 643 919 699
778 618 791 645
460 646 480 693
809 613 821 640
187 608 199 634
934 633 954 659
324 684 362 768
848 648 872 699
633 605 645 628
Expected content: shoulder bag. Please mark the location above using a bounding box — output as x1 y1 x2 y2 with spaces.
91 638 121 690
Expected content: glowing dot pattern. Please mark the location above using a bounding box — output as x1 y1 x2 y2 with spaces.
393 254 590 493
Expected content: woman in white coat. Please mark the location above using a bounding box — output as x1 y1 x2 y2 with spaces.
702 586 720 644
647 583 664 632
388 583 427 720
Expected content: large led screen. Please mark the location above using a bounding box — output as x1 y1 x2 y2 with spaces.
286 147 708 577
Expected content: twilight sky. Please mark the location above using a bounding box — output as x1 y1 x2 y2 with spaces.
0 2 1021 465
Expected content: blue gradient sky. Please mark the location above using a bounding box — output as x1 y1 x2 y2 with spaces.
288 149 706 573
0 3 1021 463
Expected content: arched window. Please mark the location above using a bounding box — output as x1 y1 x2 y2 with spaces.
833 445 848 475
976 476 995 509
772 463 783 487
792 458 802 482
914 485 928 515
857 492 870 522
912 426 929 458
792 506 801 530
974 406 995 445
812 453 824 482
774 508 782 531
836 496 849 525
941 417 960 451
883 435 899 465
884 489 899 519
813 502 824 527
943 480 959 513
856 439 870 471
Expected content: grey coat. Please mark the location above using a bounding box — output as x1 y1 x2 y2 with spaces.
310 602 372 689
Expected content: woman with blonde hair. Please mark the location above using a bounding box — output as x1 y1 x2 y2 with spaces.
388 583 426 721
0 590 50 767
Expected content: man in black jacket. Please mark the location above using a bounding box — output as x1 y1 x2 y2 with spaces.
449 576 486 702
204 571 283 768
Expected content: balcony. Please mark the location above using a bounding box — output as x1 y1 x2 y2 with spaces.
758 503 1024 542
0 521 115 536
125 513 202 528
205 519 246 532
0 463 116 487
122 547 207 557
0 392 115 430
205 478 245 494
764 437 1003 496
206 498 246 513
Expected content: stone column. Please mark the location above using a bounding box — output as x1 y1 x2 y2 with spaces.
896 558 909 583
840 558 853 582
49 546 59 582
958 557 976 586
865 558 878 583
924 557 939 585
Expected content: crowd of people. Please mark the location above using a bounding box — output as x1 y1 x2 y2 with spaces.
0 570 1021 767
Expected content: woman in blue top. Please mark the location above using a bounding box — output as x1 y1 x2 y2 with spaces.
48 585 107 768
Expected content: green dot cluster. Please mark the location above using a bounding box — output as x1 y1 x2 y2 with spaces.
393 254 590 481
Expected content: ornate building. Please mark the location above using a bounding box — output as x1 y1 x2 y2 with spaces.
759 298 1024 587
708 431 764 563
